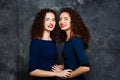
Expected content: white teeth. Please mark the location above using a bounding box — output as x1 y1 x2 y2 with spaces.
61 24 65 27
48 24 53 28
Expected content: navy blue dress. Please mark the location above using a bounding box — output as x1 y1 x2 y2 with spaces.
28 38 58 80
62 37 90 80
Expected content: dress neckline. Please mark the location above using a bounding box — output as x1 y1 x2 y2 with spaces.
33 38 53 42
65 36 82 42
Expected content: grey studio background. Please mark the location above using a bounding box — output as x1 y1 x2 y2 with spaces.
0 0 120 80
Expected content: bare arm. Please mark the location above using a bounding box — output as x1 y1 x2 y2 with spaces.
30 69 71 78
52 65 90 78
68 66 90 78
30 69 57 77
68 38 90 78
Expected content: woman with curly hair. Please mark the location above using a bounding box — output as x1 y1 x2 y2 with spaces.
28 8 71 80
52 8 90 80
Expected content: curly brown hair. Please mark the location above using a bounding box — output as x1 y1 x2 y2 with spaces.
58 8 90 49
30 8 58 41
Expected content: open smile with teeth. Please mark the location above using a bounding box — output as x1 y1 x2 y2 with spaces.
48 24 53 28
60 24 66 28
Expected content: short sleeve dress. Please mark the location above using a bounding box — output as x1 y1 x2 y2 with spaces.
28 38 58 80
62 37 90 80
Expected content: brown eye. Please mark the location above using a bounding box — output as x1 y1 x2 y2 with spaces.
45 18 49 21
64 17 68 20
59 18 62 21
52 18 55 21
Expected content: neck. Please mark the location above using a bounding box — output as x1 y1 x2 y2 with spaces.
42 30 51 40
65 29 71 41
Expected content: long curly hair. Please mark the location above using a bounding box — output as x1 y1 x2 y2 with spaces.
58 8 90 49
30 8 58 41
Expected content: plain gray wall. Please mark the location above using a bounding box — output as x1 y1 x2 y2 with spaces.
0 0 120 80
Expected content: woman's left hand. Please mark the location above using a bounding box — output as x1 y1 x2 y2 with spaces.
51 64 64 72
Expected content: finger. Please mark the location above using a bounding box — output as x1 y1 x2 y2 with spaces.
52 66 57 69
52 64 57 67
53 64 57 67
51 69 54 71
64 75 69 79
66 69 72 72
52 66 55 69
66 73 71 78
51 69 56 72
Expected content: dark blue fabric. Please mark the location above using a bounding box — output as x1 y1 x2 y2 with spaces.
62 37 90 80
28 38 58 80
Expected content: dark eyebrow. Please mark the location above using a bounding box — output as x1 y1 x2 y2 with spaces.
45 18 50 19
52 18 55 20
60 17 68 18
64 17 68 18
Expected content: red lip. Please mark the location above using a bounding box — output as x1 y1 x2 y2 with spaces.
48 24 53 28
60 24 65 28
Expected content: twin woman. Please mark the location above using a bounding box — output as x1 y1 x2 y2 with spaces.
28 8 90 80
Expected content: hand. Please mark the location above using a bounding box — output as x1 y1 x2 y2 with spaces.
56 69 72 79
52 64 64 72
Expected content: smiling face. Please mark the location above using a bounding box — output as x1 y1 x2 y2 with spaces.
44 12 56 32
59 12 71 31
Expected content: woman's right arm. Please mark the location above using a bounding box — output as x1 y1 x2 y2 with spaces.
30 69 71 78
29 40 71 78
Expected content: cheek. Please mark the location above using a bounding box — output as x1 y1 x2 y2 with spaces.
58 22 61 26
54 21 56 24
66 23 71 29
44 22 47 25
68 22 71 26
53 22 56 26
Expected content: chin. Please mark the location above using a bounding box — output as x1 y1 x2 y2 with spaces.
49 29 54 31
61 28 66 31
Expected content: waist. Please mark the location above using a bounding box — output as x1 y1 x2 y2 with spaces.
38 63 55 71
38 66 53 71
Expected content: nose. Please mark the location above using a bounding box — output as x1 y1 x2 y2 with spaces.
49 20 53 24
59 19 64 25
50 19 55 23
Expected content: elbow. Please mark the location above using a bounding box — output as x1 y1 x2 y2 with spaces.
29 71 34 76
29 69 40 77
29 70 37 76
86 67 90 72
87 67 90 72
82 66 90 72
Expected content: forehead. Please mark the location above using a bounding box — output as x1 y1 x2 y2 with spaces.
60 12 70 17
45 12 55 17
